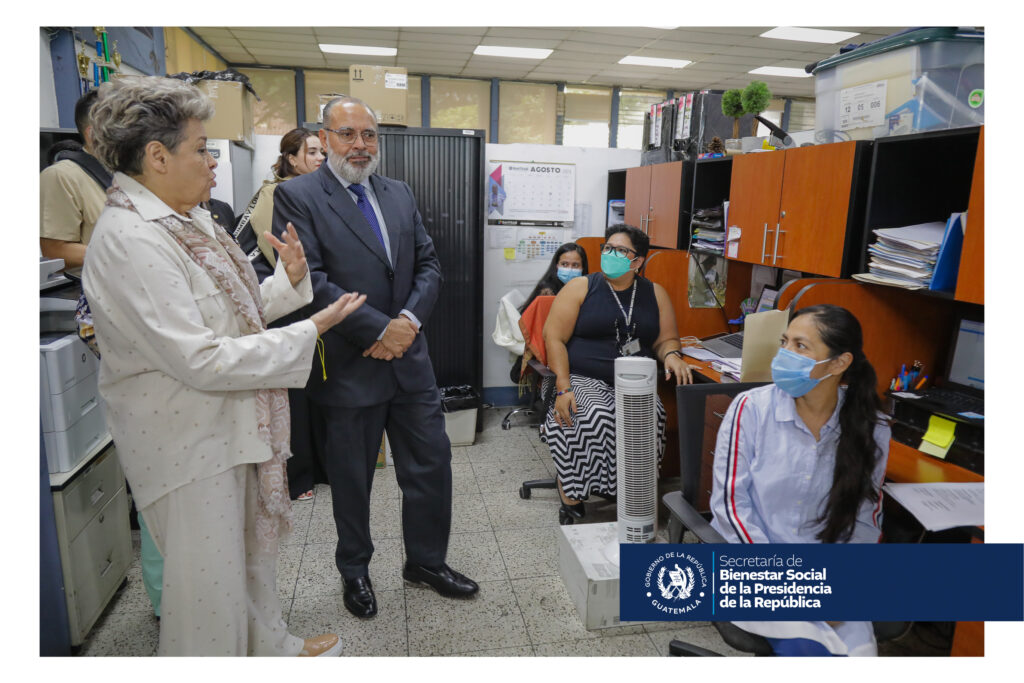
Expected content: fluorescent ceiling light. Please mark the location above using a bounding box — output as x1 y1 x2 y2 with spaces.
749 66 813 78
319 43 397 56
473 45 553 59
618 56 691 69
760 27 860 44
641 26 679 30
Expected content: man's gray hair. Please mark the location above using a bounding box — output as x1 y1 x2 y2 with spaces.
90 75 216 175
321 95 379 130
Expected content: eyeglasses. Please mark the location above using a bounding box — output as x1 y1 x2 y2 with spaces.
601 243 638 259
322 126 378 144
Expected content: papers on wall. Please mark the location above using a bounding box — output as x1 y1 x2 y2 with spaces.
882 483 984 531
487 161 576 224
488 226 518 249
726 226 741 258
687 251 728 308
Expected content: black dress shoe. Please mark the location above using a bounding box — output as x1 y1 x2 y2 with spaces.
560 499 586 519
342 575 377 618
403 563 479 598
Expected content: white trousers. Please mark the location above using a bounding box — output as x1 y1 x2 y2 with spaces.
141 464 303 656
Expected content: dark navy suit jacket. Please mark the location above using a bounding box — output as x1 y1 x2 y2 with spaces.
272 163 442 408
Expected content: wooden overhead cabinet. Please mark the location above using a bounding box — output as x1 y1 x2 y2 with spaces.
625 161 684 249
727 141 871 277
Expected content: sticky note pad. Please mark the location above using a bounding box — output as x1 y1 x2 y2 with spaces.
923 414 957 449
918 438 952 460
504 248 516 260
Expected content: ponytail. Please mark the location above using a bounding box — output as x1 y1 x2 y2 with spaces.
791 305 886 543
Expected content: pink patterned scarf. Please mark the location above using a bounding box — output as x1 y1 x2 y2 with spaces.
107 183 292 550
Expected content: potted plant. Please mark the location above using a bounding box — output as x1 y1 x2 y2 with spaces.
741 81 772 136
721 89 745 140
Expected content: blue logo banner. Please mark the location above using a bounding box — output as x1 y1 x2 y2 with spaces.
619 543 1023 622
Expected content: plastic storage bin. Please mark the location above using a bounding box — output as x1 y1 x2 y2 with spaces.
813 27 984 143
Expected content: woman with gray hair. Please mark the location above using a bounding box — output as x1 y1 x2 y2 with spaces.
82 75 363 657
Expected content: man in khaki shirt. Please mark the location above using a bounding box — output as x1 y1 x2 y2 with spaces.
40 90 107 269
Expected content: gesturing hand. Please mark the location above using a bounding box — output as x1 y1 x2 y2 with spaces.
310 292 367 335
265 222 308 288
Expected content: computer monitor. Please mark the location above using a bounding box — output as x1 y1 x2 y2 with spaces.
947 317 984 393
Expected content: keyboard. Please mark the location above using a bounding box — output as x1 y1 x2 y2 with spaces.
919 387 984 416
718 333 744 349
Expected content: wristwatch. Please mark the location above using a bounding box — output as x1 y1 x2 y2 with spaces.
663 349 684 362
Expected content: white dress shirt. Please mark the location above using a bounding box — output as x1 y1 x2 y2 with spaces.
82 172 319 509
709 383 890 655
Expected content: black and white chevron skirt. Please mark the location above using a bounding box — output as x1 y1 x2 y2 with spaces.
541 373 666 500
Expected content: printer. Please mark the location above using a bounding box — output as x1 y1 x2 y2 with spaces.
40 296 108 474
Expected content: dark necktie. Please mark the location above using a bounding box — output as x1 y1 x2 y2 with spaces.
348 183 387 252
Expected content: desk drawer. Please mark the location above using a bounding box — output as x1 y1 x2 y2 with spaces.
67 485 131 642
61 446 122 542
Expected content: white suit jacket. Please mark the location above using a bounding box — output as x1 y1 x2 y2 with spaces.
83 173 318 509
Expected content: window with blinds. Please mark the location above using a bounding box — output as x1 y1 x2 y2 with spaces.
562 85 612 148
498 81 556 144
430 78 491 141
235 68 296 135
787 99 816 132
616 88 666 149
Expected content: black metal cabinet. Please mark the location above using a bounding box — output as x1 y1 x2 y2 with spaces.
378 127 486 396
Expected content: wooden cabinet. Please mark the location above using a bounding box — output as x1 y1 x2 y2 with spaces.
625 161 684 248
956 126 984 304
728 141 871 276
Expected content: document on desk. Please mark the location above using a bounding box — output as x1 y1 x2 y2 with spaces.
882 483 984 531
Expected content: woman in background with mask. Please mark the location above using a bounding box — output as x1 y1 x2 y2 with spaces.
519 242 589 314
542 225 694 523
709 304 890 656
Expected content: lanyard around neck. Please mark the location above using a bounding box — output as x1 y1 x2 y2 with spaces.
605 278 637 328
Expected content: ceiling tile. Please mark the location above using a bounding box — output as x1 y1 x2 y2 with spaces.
396 33 485 46
400 27 488 36
484 27 574 40
313 28 401 41
477 37 561 49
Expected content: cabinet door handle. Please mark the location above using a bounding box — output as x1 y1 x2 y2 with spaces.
708 449 717 458
99 555 112 577
773 223 785 264
712 411 726 419
762 224 774 263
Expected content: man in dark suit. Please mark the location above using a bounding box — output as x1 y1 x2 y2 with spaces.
272 97 478 618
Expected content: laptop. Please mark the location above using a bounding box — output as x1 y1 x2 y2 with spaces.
909 317 984 425
700 286 780 359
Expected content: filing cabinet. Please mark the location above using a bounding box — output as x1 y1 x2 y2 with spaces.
50 439 132 646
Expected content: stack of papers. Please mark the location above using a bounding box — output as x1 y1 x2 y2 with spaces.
691 208 725 254
712 357 741 381
861 221 946 287
882 483 983 531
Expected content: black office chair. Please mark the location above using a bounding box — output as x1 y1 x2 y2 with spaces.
662 381 907 656
502 358 555 430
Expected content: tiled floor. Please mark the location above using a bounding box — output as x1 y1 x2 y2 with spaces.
77 406 945 657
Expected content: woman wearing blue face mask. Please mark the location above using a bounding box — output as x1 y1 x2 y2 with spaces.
542 225 694 523
709 304 890 656
518 243 589 316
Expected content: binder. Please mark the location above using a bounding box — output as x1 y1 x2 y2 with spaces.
930 212 966 292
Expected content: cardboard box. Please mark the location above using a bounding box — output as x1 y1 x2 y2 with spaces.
349 65 408 126
317 92 347 123
196 80 255 148
558 522 648 630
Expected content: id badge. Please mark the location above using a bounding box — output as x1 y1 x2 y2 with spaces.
620 337 641 356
